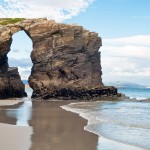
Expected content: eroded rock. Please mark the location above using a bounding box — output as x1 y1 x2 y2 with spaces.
0 67 27 99
0 18 118 100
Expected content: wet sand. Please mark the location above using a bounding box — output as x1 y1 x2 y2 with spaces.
0 99 23 106
30 101 98 150
0 123 32 150
0 102 32 150
0 100 98 150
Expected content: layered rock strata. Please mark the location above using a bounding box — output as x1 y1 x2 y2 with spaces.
0 18 118 100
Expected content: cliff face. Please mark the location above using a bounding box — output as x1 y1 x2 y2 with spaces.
0 18 117 100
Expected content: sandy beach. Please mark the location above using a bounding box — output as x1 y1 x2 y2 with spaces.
0 101 32 150
0 123 32 150
0 100 98 150
30 101 98 150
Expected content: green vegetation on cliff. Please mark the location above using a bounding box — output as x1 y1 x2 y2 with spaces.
0 18 25 25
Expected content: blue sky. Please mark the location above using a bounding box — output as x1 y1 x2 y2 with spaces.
65 0 150 38
1 0 150 85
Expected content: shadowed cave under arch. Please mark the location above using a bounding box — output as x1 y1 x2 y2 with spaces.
0 18 118 100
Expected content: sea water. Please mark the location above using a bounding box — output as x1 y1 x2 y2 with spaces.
61 87 150 150
118 87 150 100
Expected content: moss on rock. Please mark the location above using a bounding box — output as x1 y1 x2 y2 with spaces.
0 18 25 25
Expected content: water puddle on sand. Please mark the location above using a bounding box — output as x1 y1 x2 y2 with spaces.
6 99 32 126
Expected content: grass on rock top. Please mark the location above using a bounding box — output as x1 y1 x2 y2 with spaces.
0 18 25 25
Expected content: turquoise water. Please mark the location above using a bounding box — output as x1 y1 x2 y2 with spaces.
62 87 150 150
118 87 150 100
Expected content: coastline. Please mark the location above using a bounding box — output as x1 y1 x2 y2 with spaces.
0 99 23 106
61 100 147 150
29 100 98 150
0 94 149 150
0 99 98 150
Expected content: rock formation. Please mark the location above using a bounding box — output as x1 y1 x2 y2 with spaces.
0 18 118 100
0 67 27 99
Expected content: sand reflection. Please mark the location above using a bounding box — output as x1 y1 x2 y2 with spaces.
6 100 32 126
29 101 98 150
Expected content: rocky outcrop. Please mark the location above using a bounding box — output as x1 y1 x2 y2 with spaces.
0 67 27 99
0 18 118 100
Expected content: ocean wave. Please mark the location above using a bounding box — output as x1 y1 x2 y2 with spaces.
130 97 147 100
61 101 150 150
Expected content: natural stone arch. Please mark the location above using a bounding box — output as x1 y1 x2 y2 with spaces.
0 29 31 98
0 18 117 100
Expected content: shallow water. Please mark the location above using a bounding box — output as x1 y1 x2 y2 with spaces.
62 87 150 150
6 88 33 126
6 99 32 126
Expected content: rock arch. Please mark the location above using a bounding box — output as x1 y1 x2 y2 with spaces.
0 18 117 100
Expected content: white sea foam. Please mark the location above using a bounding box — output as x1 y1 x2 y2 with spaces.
130 97 148 100
146 86 150 88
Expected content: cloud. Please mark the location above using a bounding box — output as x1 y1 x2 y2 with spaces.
18 66 31 80
101 35 150 85
8 57 32 68
102 57 150 77
102 45 150 60
8 57 31 79
0 0 94 22
10 48 31 54
11 49 19 53
8 57 31 80
103 35 150 47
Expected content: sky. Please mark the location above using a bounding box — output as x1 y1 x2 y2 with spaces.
1 0 150 85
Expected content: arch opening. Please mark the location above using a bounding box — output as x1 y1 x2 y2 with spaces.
8 30 33 97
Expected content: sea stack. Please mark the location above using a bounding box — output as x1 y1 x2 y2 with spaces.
0 18 118 100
